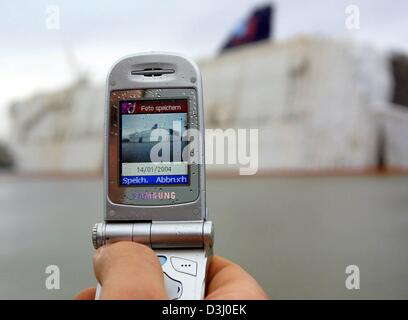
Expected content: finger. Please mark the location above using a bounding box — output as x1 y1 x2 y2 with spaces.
206 256 268 300
94 241 168 300
74 287 96 300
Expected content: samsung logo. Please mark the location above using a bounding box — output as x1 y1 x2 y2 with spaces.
133 191 176 200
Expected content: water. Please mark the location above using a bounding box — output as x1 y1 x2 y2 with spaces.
0 175 408 299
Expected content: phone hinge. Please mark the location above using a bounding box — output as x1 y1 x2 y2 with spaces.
92 220 213 249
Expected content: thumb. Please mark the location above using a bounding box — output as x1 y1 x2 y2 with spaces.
94 241 168 300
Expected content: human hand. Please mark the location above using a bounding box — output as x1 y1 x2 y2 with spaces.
75 241 268 300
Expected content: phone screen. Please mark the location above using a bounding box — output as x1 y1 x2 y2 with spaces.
119 99 189 186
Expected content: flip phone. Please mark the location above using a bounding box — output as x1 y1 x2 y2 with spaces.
92 53 214 300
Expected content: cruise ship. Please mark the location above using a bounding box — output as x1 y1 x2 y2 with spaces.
8 36 408 173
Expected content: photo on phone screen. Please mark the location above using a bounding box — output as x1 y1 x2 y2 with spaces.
120 99 190 186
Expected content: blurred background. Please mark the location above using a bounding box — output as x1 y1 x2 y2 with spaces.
1 0 408 299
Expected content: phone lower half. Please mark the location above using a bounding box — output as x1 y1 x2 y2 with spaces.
95 247 213 300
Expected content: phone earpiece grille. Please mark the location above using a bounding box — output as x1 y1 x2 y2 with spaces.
131 68 175 77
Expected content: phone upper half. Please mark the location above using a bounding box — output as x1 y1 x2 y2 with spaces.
104 54 206 221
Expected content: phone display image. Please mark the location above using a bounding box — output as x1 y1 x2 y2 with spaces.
120 99 189 186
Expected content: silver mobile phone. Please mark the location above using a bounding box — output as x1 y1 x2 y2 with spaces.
92 52 214 300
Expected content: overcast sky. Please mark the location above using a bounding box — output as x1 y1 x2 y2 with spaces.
1 0 407 139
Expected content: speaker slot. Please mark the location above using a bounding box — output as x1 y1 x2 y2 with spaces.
131 68 175 77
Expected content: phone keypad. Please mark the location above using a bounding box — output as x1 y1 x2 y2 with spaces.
157 254 198 300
